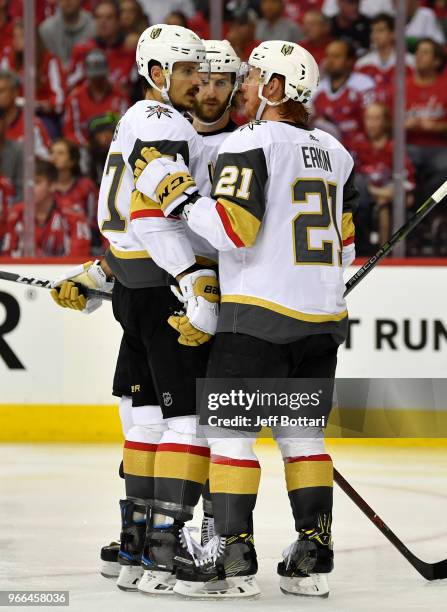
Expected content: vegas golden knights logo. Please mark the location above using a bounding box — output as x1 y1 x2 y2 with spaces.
150 27 162 39
281 44 294 56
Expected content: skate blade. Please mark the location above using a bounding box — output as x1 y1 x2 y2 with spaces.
279 574 329 598
173 576 261 599
100 561 120 579
138 570 176 595
116 565 143 591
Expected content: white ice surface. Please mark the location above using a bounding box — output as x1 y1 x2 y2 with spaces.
1 443 446 612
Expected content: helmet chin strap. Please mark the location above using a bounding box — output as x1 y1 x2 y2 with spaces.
146 67 173 106
161 70 172 105
255 79 288 120
255 98 268 121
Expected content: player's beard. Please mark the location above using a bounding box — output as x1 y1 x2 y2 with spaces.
172 87 199 112
193 96 229 123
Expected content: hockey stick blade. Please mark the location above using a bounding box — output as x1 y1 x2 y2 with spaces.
0 270 113 301
334 469 447 580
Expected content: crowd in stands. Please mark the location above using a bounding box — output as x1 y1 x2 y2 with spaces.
0 0 446 257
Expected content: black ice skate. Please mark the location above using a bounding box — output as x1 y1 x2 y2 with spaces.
116 499 146 591
100 540 120 578
138 520 199 595
278 512 333 598
174 533 260 599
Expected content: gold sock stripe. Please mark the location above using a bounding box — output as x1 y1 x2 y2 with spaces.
285 459 333 491
154 451 210 484
209 462 261 495
123 444 156 478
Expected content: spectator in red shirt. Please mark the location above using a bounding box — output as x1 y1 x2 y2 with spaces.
0 173 14 249
312 39 375 152
299 10 333 70
0 70 52 159
405 38 447 183
1 159 91 258
63 49 128 147
51 138 98 223
355 13 415 94
352 103 415 251
68 0 135 92
1 21 66 136
0 0 14 65
283 1 325 25
227 10 261 61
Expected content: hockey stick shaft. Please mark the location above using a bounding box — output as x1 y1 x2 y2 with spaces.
0 270 113 301
336 180 447 580
333 468 447 580
344 180 447 297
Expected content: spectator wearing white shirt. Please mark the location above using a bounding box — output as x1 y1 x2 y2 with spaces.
323 0 393 18
355 13 415 92
136 0 196 25
405 0 445 49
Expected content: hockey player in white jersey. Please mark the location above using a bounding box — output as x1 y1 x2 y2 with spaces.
51 24 220 595
131 41 358 598
189 38 242 542
192 40 241 169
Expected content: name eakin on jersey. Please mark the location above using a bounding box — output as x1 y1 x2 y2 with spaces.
186 119 358 344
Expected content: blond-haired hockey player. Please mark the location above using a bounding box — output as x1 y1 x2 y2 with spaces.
131 40 358 598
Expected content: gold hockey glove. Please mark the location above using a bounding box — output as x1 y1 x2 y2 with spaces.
168 269 220 346
133 147 198 217
50 261 111 314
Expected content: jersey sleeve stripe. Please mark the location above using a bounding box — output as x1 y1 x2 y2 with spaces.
216 198 261 248
342 211 355 244
216 200 245 247
130 209 165 220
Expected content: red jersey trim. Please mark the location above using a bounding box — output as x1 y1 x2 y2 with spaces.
211 455 261 468
216 201 244 247
285 454 332 464
343 236 355 246
156 443 211 457
130 209 165 220
124 440 158 452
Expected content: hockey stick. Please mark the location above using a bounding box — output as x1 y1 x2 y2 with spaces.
0 270 113 301
333 468 447 580
334 181 447 580
344 179 447 297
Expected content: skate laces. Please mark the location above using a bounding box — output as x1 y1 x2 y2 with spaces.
179 526 202 561
196 535 226 567
201 516 215 545
282 540 300 570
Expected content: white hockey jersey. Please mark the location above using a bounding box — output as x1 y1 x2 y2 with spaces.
187 120 358 344
98 100 213 288
197 119 239 177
